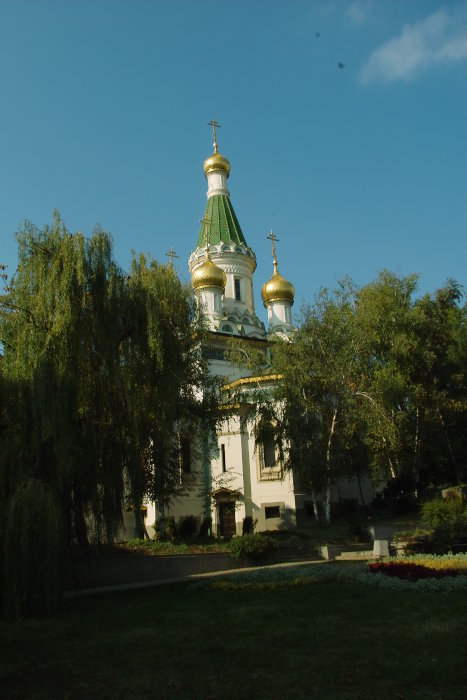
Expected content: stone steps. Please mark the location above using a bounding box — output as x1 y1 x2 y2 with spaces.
335 551 373 561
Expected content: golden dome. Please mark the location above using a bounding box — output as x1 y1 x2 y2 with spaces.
261 263 295 306
203 151 231 177
192 255 226 292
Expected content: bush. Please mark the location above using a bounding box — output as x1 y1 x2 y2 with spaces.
155 516 177 541
229 533 275 561
421 498 466 552
4 478 61 618
178 515 197 540
242 516 257 535
198 516 212 539
421 498 463 527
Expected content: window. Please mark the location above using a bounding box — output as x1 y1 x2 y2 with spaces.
234 277 241 301
265 506 280 519
180 438 191 474
263 439 276 469
256 419 282 480
221 444 226 473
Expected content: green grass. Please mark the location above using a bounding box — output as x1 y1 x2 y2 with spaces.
2 571 467 699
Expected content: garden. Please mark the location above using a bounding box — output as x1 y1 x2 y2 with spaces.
2 555 466 700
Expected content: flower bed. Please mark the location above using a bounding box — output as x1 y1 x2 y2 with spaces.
190 553 467 593
368 560 465 580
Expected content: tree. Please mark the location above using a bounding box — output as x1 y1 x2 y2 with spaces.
355 273 467 494
0 212 218 615
121 253 220 536
229 271 466 523
230 279 368 524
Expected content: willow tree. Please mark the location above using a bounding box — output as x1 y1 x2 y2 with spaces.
121 253 219 536
0 212 217 614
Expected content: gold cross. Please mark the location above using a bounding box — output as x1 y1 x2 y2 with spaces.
266 229 279 265
164 246 179 270
207 119 220 153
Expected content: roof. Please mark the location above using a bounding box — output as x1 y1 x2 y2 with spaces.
222 373 284 391
196 194 247 248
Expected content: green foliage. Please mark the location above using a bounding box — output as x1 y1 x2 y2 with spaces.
228 533 275 561
123 538 229 555
393 528 433 542
199 553 467 593
178 515 198 539
198 516 213 539
0 213 220 616
4 479 61 618
229 270 467 523
421 498 464 528
242 516 257 534
154 516 177 541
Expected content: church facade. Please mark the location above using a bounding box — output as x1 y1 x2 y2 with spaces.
135 127 374 539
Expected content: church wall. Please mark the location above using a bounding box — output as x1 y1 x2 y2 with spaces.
246 427 297 532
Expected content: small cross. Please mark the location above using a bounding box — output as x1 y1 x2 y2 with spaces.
207 119 220 152
266 229 279 264
165 246 179 270
200 216 212 253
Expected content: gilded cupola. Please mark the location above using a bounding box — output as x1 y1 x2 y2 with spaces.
203 118 231 177
261 262 295 305
191 252 226 292
192 212 226 293
203 151 231 177
261 230 295 306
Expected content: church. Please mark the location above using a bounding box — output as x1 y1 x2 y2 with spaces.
136 124 374 539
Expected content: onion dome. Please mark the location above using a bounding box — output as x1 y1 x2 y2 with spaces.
203 150 231 177
192 253 226 292
261 262 295 305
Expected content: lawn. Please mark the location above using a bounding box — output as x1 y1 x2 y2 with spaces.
2 567 467 700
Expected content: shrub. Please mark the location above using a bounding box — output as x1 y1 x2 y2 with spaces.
4 478 61 618
242 516 257 535
178 515 197 540
155 516 177 541
229 533 275 561
421 498 463 528
198 516 212 539
421 498 466 552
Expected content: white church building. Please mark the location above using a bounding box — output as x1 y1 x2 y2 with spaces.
133 126 374 539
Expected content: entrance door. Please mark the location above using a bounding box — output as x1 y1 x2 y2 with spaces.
219 501 236 537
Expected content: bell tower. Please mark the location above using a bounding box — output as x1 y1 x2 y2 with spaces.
188 122 266 339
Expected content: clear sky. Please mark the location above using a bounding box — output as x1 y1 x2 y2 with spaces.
1 0 466 324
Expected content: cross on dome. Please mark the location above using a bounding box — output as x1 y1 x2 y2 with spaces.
267 229 279 269
200 216 212 255
207 119 221 153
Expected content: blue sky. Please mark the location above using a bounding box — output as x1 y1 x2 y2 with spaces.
1 0 466 323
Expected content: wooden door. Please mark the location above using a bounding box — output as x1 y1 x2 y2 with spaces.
219 501 236 537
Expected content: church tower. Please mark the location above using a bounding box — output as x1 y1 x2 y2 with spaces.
261 230 295 337
188 121 266 339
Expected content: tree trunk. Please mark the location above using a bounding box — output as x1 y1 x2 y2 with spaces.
311 490 320 522
414 405 421 483
355 469 366 508
134 508 149 540
437 408 461 485
324 408 338 525
157 498 166 540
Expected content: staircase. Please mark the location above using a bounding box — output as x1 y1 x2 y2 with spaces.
269 538 321 563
